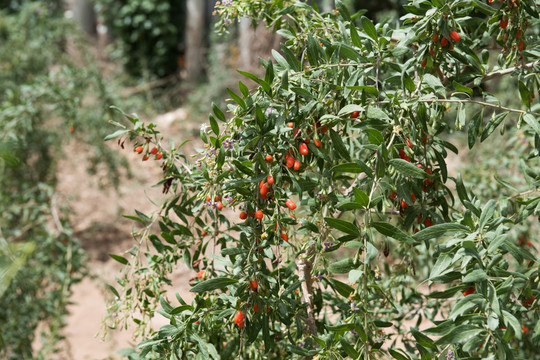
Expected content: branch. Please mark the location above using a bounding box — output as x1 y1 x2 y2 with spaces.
297 245 318 336
480 61 539 84
417 98 540 117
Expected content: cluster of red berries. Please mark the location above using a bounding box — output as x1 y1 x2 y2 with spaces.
423 30 461 68
497 4 527 54
134 145 163 161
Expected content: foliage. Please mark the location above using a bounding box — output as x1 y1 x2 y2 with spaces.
94 0 185 78
0 2 131 358
107 0 539 359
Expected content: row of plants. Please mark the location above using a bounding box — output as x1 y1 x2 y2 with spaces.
106 0 539 358
0 2 136 358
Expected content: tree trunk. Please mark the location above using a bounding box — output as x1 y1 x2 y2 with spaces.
185 0 206 83
72 0 97 36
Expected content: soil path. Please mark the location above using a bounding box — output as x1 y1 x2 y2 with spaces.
57 108 198 359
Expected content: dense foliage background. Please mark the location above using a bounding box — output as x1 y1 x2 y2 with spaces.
105 0 539 359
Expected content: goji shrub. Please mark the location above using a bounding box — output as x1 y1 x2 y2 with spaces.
106 0 539 359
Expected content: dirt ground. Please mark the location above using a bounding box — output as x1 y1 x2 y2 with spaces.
56 108 199 360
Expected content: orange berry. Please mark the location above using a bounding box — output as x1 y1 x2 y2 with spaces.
206 195 211 202
265 154 273 162
432 34 439 42
286 155 295 168
406 139 413 149
299 143 308 156
234 311 246 328
249 280 258 292
287 122 294 128
522 326 529 333
255 210 264 220
281 232 289 242
197 270 204 278
150 146 158 155
216 201 223 211
155 152 163 160
314 139 322 148
239 212 248 220
135 146 144 153
201 230 207 236
285 199 297 210
462 286 475 296
293 160 301 171
267 176 274 185
142 155 149 161
260 183 270 197
449 30 460 42
440 37 449 47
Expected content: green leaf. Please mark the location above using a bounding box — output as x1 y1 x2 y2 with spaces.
237 70 272 96
190 277 238 293
328 278 354 297
347 85 379 97
410 328 437 350
291 87 313 99
325 217 360 236
389 349 410 360
478 199 496 230
371 222 415 243
338 104 364 117
104 129 129 141
331 162 364 174
329 258 357 274
463 269 487 283
209 115 219 136
361 16 377 41
436 325 485 345
340 336 360 358
335 0 351 21
523 113 540 137
212 103 226 122
306 33 320 67
330 129 351 161
452 81 473 97
481 112 507 142
226 88 246 109
468 109 483 149
350 24 362 48
413 223 469 242
109 254 129 265
389 159 426 179
353 188 369 207
365 242 378 263
449 295 484 320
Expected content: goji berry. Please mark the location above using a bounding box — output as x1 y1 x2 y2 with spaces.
286 155 295 168
265 154 273 162
155 152 163 160
249 280 258 292
314 139 322 148
150 146 158 155
440 37 449 47
299 143 308 156
267 176 274 185
500 18 508 29
421 58 427 68
281 232 289 242
135 146 143 153
293 160 301 171
285 199 297 210
406 139 413 149
253 304 259 313
234 311 246 328
449 30 461 42
351 111 360 119
255 210 264 220
239 212 248 220
216 201 223 211
432 34 439 43
462 286 475 296
142 155 149 161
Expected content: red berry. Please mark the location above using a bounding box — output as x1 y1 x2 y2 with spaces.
389 191 397 199
518 41 524 51
249 280 258 292
216 201 223 211
516 30 522 39
411 193 416 203
206 195 211 202
500 18 508 29
197 270 204 279
155 152 163 160
449 30 461 42
253 304 259 313
287 122 294 128
440 37 449 47
432 34 439 43
351 111 360 119
215 195 221 201
286 155 295 168
265 154 273 162
406 139 413 149
255 210 264 220
293 160 301 171
299 143 308 156
319 125 328 133
424 218 432 227
239 212 248 220
135 146 144 153
304 138 310 144
429 48 435 56
462 286 475 296
142 155 149 161
285 199 297 210
292 128 300 138
234 311 246 328
314 139 322 148
260 183 270 197
150 146 158 155
267 176 274 185
522 326 529 333
401 199 409 209
421 58 427 68
201 230 207 236
281 232 289 242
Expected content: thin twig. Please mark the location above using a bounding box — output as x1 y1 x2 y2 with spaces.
417 98 540 116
